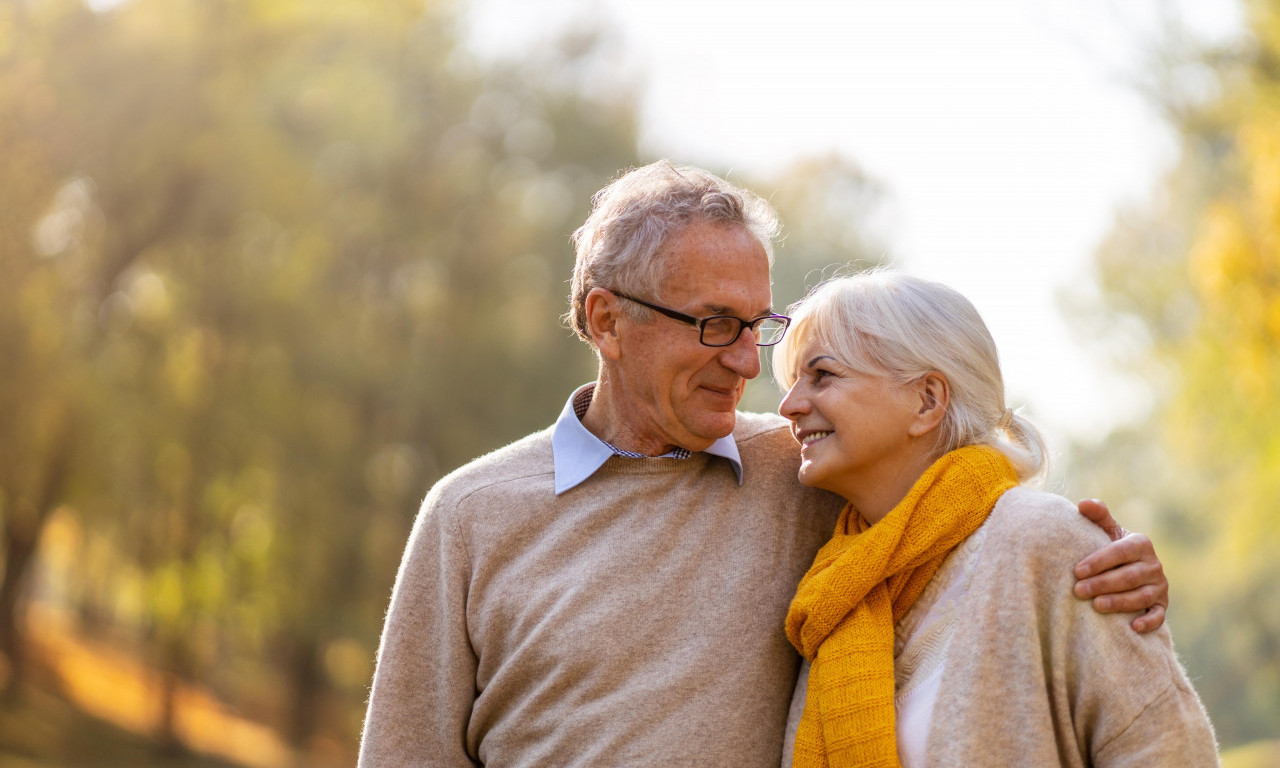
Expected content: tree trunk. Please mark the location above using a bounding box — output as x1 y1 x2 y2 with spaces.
155 633 191 757
285 636 325 753
0 419 73 693
0 511 45 693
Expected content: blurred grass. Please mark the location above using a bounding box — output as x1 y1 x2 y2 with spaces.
24 607 298 767
0 684 243 768
1220 739 1280 768
0 606 350 768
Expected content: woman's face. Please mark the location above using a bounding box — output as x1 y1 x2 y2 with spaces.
778 342 925 503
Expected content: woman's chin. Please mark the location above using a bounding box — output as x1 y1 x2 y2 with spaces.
796 463 829 491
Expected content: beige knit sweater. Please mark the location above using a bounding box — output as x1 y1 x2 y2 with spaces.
359 412 844 767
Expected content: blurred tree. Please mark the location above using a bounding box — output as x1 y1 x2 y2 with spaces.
0 4 123 690
1066 0 1280 746
0 1 894 758
763 153 891 307
0 0 638 753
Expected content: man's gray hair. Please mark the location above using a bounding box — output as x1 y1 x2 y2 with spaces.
565 160 780 345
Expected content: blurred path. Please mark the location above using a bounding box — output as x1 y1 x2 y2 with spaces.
8 605 297 768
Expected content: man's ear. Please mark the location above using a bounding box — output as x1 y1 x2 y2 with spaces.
907 371 950 438
584 287 623 360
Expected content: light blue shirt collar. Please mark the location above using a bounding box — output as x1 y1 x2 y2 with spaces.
551 383 744 495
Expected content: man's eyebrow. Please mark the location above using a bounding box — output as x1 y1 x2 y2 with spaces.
702 302 776 318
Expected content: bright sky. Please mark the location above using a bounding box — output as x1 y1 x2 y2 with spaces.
463 0 1242 448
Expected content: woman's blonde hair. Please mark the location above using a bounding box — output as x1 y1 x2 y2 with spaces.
772 269 1048 483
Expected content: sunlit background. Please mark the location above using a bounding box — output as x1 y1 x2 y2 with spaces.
1 0 1277 765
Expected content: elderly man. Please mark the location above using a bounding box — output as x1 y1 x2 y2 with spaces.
359 162 1167 767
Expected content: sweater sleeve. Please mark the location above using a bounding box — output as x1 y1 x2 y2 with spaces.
925 488 1218 767
1024 495 1219 767
359 485 481 768
1092 668 1220 767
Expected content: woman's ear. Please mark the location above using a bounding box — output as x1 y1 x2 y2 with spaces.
908 371 950 437
584 288 623 360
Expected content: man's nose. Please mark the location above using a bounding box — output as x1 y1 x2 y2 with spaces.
718 329 762 379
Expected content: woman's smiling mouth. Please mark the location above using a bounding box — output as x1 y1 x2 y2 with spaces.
801 431 832 446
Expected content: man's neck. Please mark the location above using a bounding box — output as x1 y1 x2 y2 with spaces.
581 378 691 457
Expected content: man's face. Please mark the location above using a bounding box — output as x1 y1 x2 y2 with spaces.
613 220 773 452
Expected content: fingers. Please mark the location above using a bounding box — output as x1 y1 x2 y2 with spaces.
1074 559 1163 603
1071 513 1171 636
1076 498 1124 541
1131 604 1167 634
1085 582 1164 613
1072 534 1170 636
1074 531 1154 580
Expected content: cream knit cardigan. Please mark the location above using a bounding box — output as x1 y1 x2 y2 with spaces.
785 486 1219 767
922 486 1218 766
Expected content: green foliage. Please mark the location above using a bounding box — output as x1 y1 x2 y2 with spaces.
0 0 638 751
1068 0 1280 746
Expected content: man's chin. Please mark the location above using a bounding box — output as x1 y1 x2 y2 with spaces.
687 412 738 446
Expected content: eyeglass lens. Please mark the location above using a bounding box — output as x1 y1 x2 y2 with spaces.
701 317 788 347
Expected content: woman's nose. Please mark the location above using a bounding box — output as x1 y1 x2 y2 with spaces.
779 382 809 420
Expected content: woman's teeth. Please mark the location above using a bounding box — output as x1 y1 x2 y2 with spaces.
802 431 832 445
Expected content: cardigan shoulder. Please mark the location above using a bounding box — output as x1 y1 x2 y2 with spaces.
985 486 1113 570
925 485 1219 766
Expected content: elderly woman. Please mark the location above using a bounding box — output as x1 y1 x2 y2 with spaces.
773 271 1217 768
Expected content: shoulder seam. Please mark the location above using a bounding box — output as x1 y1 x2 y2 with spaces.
437 467 554 581
1092 673 1180 757
451 469 555 509
446 499 473 579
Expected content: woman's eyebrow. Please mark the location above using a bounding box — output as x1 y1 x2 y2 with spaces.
804 355 836 370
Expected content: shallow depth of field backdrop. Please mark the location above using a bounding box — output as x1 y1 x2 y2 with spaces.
1 0 1278 765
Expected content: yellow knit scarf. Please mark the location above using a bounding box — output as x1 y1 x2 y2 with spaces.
785 445 1019 768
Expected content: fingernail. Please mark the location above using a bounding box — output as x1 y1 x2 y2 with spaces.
1075 582 1091 598
1096 597 1112 611
1076 563 1092 578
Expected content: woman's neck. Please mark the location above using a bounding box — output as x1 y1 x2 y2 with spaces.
839 449 940 526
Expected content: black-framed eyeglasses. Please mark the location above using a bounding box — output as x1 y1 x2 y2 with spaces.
610 290 791 347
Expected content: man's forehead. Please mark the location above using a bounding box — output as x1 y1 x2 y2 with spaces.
658 225 772 309
661 267 772 308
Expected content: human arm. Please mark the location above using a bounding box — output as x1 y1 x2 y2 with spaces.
923 490 1217 766
1090 675 1220 767
359 494 480 767
1073 498 1169 633
1065 506 1218 766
